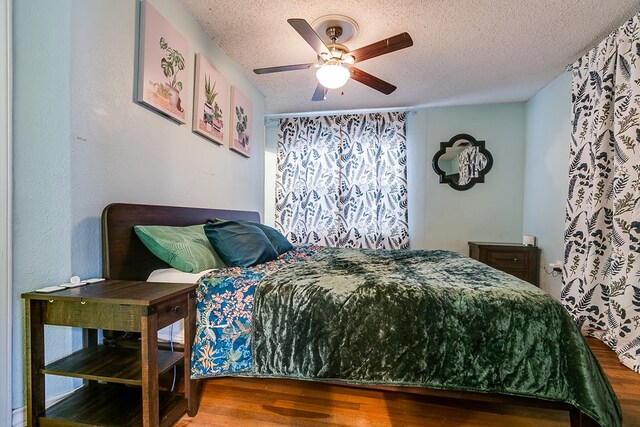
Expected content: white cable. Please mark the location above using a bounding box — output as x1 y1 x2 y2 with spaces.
170 323 177 392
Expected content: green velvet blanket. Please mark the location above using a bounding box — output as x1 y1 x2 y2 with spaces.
252 248 621 427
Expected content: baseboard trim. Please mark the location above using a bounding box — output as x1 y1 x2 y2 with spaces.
12 387 79 427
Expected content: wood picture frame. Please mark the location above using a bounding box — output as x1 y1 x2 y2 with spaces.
137 1 189 124
192 54 227 144
229 86 252 157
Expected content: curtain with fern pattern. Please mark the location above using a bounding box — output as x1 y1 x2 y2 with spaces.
563 13 640 372
275 112 409 249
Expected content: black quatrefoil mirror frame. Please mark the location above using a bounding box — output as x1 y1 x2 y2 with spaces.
432 133 493 191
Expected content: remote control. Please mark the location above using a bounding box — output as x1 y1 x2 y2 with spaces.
35 285 66 293
62 281 88 288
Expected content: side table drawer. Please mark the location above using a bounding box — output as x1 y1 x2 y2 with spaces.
44 301 145 331
156 293 190 330
486 250 527 270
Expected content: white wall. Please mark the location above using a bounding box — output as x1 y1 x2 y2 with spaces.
406 110 429 248
523 72 572 298
409 103 527 254
13 0 77 408
264 103 527 256
1 0 11 424
12 0 265 410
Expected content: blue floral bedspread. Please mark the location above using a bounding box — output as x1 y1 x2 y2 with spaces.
191 245 318 378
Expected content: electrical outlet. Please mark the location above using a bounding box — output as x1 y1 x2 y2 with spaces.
548 262 562 272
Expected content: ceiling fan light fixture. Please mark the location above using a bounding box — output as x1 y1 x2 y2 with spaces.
342 54 355 64
253 18 411 100
316 62 350 89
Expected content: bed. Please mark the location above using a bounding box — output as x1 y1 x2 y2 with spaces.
101 202 621 427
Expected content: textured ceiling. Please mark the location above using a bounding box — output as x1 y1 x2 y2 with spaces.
178 0 639 115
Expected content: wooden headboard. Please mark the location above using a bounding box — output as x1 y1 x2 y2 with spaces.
101 203 260 280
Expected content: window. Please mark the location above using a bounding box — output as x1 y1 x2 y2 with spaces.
275 112 409 249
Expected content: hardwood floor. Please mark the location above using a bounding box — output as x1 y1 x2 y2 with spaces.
175 338 640 426
589 339 640 427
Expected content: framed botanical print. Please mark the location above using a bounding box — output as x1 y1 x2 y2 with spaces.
229 86 252 157
137 1 189 123
192 54 227 144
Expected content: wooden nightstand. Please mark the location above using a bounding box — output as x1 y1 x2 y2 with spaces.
22 280 198 427
468 242 540 286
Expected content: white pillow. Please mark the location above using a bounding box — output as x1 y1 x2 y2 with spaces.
147 267 213 284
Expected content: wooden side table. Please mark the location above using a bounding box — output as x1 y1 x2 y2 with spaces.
22 280 198 426
468 242 540 286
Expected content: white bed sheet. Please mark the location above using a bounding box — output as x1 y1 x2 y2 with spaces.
148 268 213 344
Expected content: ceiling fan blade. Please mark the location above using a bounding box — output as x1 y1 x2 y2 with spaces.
350 33 413 63
287 18 330 56
311 83 328 101
350 67 397 95
253 63 315 74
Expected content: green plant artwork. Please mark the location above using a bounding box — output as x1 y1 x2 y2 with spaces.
213 103 222 121
235 106 249 147
235 106 248 134
203 75 223 127
204 75 218 105
160 37 184 91
229 87 252 155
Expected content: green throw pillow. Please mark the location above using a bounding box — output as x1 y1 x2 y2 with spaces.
134 224 226 273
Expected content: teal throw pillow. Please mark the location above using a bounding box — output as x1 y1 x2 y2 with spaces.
203 221 278 267
210 219 293 255
239 221 293 255
134 224 226 273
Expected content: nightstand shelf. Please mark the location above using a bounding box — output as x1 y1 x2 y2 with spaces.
39 383 185 427
23 280 198 427
41 345 183 386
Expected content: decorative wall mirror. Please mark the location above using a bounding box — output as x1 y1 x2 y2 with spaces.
432 133 493 191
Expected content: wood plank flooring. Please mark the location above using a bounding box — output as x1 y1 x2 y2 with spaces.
175 338 640 426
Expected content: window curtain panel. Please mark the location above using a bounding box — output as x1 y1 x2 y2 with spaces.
563 13 640 372
275 112 409 249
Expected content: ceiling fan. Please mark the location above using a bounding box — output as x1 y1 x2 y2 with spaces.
253 17 413 101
